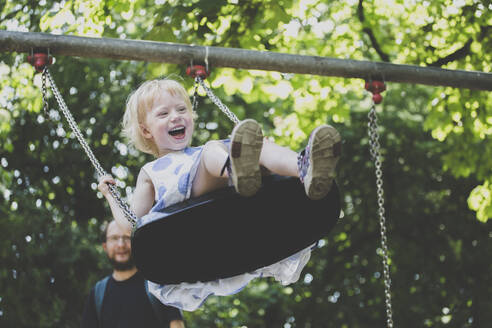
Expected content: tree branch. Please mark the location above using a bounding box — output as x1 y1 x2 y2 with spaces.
0 8 24 24
428 22 490 67
428 39 473 67
357 0 390 62
479 25 491 40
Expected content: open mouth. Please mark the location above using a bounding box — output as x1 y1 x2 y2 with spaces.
169 126 186 138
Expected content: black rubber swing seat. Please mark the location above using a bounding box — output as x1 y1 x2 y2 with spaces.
131 174 341 285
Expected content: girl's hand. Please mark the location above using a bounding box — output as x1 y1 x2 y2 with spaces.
98 175 116 197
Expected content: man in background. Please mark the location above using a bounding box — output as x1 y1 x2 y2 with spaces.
81 220 185 328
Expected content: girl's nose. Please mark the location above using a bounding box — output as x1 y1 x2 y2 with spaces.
169 110 179 121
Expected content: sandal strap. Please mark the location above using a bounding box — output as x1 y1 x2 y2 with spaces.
220 156 232 177
297 149 309 183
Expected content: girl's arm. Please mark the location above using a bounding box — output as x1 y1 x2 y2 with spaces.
98 169 155 232
170 319 185 328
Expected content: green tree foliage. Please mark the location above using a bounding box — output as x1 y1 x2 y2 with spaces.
1 0 491 327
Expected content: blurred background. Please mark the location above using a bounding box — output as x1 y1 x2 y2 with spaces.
0 0 491 327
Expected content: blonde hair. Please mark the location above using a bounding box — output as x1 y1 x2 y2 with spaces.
122 78 193 157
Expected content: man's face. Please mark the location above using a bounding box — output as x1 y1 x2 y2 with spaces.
103 221 135 271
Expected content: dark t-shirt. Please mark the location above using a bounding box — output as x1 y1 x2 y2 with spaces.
81 272 182 328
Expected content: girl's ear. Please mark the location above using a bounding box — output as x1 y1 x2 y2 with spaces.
140 123 153 139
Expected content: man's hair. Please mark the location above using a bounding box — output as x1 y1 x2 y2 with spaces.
122 78 194 157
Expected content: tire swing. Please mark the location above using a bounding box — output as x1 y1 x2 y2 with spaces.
133 66 341 284
30 54 342 285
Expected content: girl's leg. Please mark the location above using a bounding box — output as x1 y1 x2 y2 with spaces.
259 139 299 177
260 126 341 200
191 140 229 197
192 119 263 198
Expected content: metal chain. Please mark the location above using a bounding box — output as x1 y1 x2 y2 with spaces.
41 68 138 226
367 104 394 328
197 76 240 125
192 77 200 112
41 70 50 118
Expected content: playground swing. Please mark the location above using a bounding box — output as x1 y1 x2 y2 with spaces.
29 52 343 281
29 51 393 326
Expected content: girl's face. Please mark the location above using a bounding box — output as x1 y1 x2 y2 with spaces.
140 90 194 157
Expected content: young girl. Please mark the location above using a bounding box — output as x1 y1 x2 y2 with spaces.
98 78 341 311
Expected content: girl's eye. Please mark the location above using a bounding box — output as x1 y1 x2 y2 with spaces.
159 112 168 117
178 107 187 112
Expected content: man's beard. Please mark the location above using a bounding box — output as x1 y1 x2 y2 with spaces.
108 253 135 271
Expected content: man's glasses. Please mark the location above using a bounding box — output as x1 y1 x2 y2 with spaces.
106 235 131 243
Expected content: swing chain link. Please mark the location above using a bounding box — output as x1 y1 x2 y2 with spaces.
41 68 138 226
41 69 50 117
192 77 200 112
367 104 394 328
197 76 240 125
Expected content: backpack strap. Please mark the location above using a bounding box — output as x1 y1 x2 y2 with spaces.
94 276 110 326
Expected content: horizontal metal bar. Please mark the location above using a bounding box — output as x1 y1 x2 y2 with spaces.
1 31 491 91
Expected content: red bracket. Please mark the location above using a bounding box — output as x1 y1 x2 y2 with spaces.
27 52 53 73
365 80 386 104
186 65 209 79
